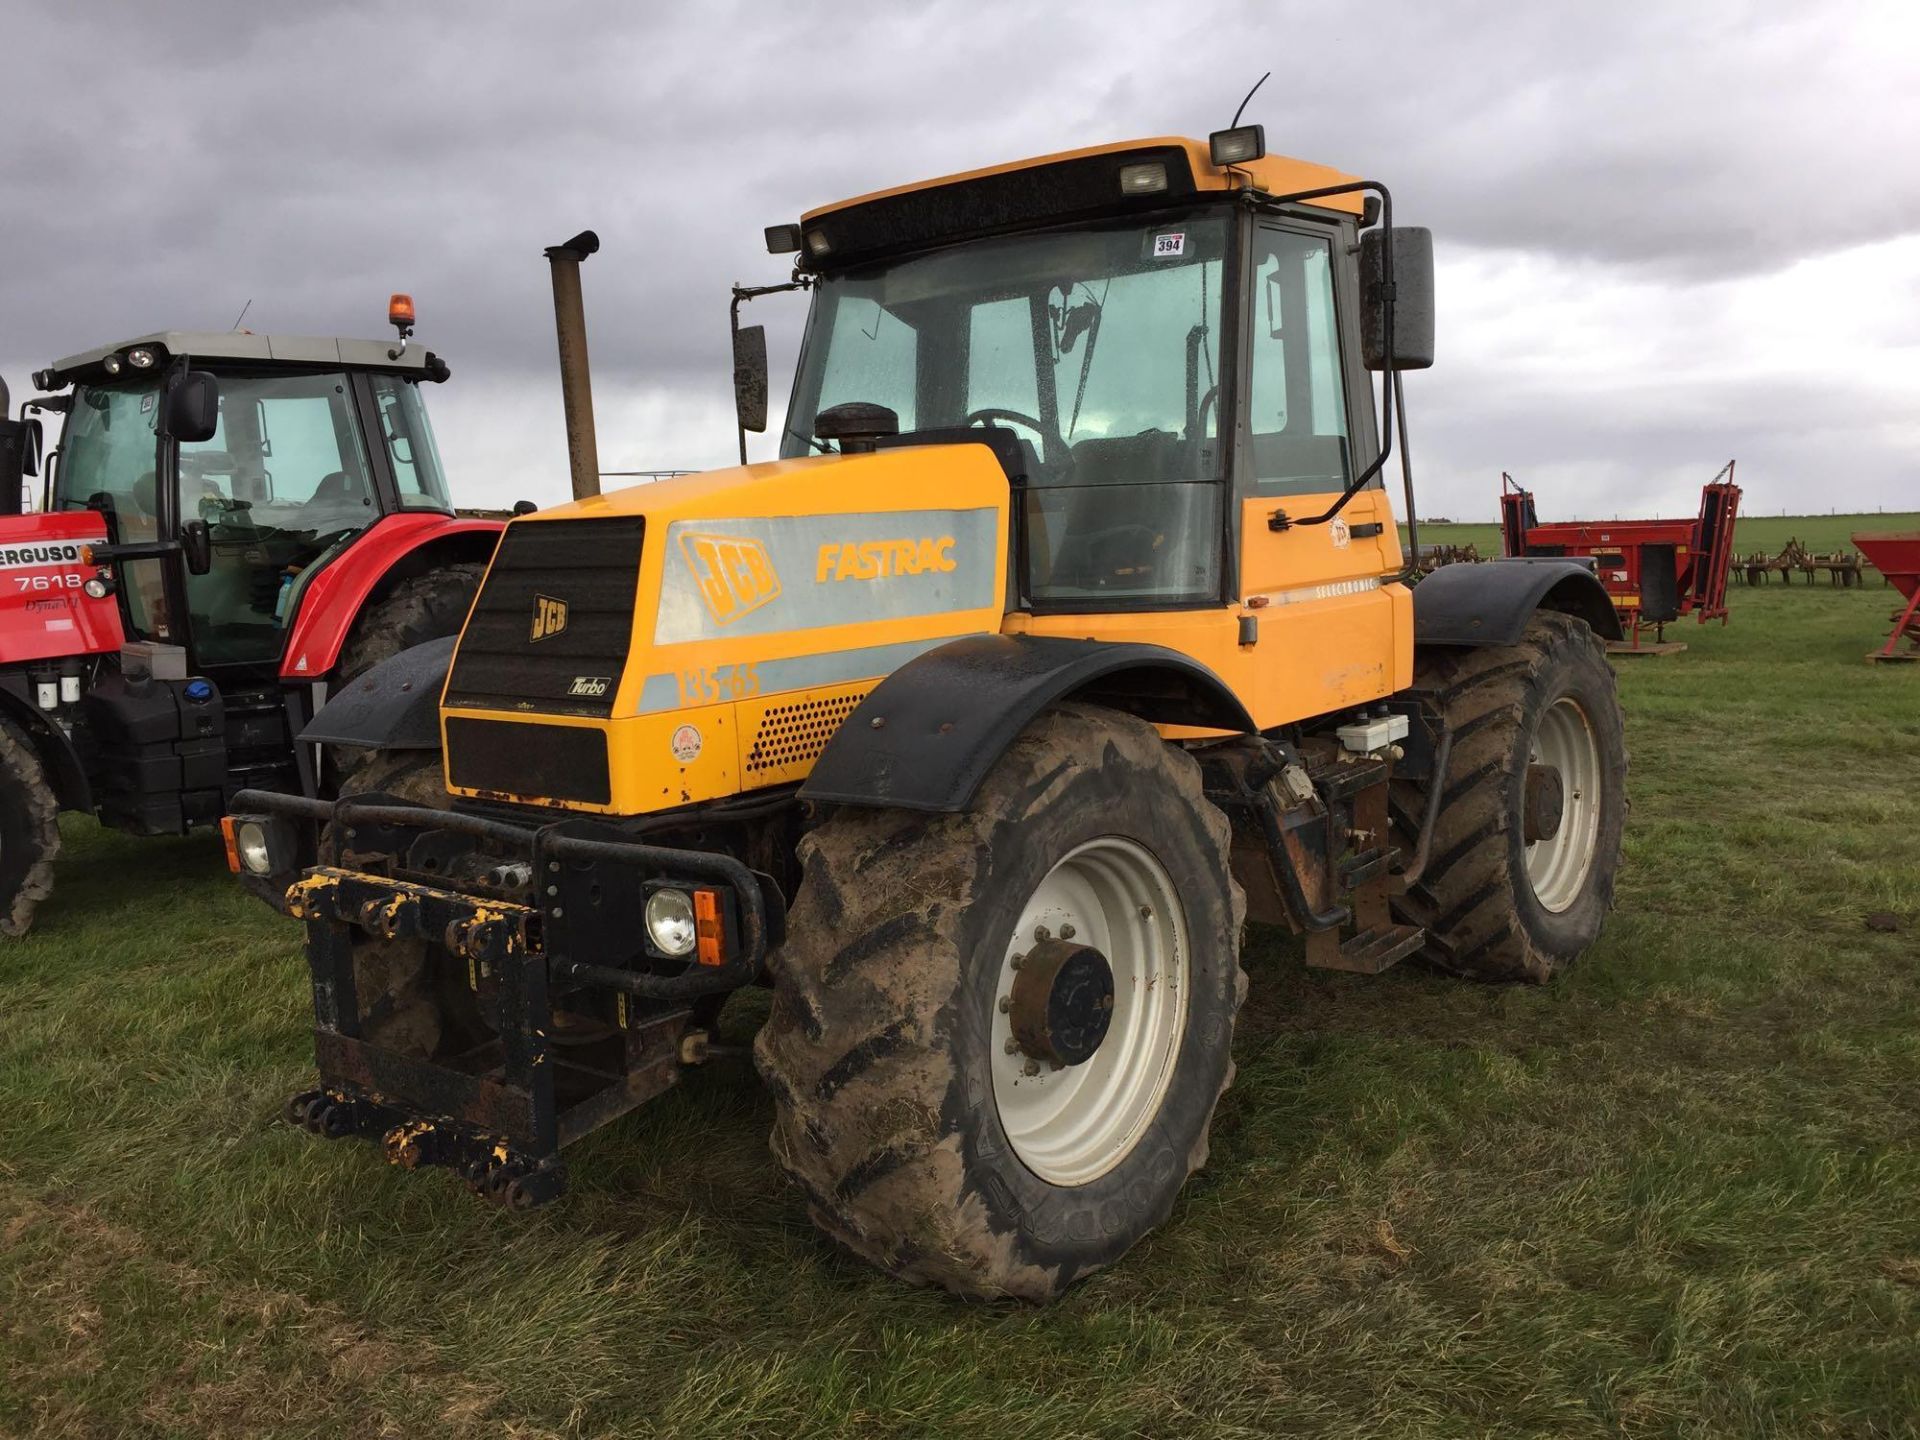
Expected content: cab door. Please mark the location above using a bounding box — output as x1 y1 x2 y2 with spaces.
1235 217 1405 724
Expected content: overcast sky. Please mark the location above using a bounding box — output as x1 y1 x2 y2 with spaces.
5 1 1917 521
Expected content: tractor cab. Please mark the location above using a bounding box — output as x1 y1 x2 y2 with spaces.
0 305 500 934
27 310 455 675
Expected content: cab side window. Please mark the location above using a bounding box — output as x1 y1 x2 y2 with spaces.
1248 227 1352 496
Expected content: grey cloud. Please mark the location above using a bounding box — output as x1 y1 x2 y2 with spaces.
4 0 1916 520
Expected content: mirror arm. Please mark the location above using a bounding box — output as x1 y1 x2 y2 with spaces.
1249 181 1412 538
730 275 812 465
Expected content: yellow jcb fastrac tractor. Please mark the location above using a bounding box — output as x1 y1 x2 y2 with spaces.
227 127 1628 1301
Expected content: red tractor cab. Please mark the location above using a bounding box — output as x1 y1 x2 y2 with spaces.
0 308 505 934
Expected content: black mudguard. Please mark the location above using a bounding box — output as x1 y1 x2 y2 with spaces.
1412 558 1624 646
302 634 454 750
799 634 1255 813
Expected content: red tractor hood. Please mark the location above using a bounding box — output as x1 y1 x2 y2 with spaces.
0 511 124 663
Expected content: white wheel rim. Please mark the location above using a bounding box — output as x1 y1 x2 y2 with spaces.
990 836 1189 1187
1525 696 1602 913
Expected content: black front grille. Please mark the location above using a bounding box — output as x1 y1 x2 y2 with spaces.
445 717 611 806
444 517 643 718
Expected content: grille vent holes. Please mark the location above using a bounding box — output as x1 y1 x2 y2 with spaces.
745 691 869 773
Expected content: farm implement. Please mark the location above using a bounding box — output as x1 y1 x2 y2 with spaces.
1499 462 1741 653
1852 531 1920 662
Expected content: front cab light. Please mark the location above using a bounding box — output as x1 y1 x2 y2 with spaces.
1209 124 1266 167
1117 162 1168 196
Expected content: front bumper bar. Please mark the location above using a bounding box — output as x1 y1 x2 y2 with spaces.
230 787 780 1203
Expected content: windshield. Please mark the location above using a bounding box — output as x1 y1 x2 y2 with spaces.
783 209 1230 606
57 369 389 663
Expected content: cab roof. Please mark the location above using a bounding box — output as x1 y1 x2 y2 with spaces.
42 331 438 389
790 136 1364 273
803 136 1365 223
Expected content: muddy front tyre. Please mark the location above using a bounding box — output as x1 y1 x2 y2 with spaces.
1392 611 1627 982
0 718 60 938
755 704 1246 1301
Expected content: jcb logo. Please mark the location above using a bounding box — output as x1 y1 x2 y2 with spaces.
530 594 569 642
679 532 781 626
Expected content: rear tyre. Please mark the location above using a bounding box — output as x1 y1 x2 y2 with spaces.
326 563 483 796
755 704 1246 1301
1391 611 1627 982
335 562 486 684
0 718 61 939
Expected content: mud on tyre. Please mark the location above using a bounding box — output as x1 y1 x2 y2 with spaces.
755 703 1246 1301
1391 610 1627 983
0 716 60 938
336 562 485 684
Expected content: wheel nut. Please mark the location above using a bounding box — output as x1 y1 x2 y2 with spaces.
1004 1037 1020 1054
1059 923 1076 939
1022 1060 1040 1077
1033 925 1051 942
998 995 1012 1013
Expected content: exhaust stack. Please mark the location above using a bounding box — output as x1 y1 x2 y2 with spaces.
544 230 602 500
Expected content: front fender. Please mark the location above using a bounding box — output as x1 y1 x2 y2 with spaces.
279 513 501 680
1412 558 1624 646
301 635 454 751
799 633 1255 813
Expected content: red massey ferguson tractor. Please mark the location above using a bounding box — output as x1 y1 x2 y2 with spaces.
0 306 505 934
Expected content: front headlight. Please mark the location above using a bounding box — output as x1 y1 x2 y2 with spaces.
236 819 274 875
645 887 697 957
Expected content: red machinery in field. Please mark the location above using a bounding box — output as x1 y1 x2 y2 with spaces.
1499 462 1741 651
1852 531 1920 663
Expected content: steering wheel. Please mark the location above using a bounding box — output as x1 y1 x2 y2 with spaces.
966 407 1047 437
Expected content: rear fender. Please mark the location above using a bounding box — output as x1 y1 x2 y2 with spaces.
799 634 1255 813
1412 558 1624 646
279 514 501 681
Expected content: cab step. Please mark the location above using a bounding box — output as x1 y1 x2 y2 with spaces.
1305 923 1426 975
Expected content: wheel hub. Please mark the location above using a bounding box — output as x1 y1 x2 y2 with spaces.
1009 938 1115 1067
1523 762 1565 844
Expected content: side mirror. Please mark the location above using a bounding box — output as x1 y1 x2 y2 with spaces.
180 518 212 575
1360 226 1435 371
165 371 221 443
0 418 26 515
732 323 769 434
20 418 43 478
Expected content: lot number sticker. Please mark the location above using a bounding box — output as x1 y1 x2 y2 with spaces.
1152 232 1186 258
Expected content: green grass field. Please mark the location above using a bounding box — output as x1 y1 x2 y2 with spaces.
2 514 1917 1438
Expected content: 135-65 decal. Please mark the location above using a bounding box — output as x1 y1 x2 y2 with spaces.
678 662 760 706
